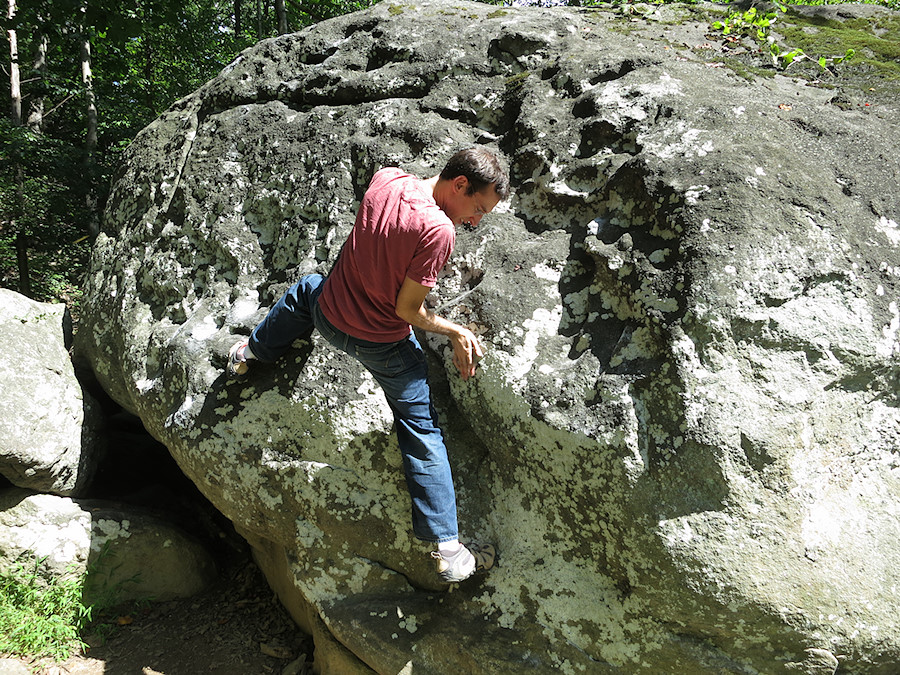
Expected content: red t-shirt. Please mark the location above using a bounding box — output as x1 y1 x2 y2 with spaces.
319 167 455 342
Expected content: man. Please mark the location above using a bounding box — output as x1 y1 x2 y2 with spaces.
228 147 510 583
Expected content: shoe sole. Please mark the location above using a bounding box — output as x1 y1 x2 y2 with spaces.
468 542 496 574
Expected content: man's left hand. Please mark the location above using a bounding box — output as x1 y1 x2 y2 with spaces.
451 326 483 381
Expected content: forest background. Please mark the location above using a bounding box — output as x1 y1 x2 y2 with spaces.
1 0 382 305
1 0 897 307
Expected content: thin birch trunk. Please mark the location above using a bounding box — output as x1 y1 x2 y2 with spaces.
7 0 20 125
26 30 47 133
81 28 100 239
7 0 30 296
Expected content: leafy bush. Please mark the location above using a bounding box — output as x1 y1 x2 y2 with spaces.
0 557 92 661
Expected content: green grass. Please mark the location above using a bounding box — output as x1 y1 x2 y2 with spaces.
0 557 92 661
777 0 899 9
779 13 900 80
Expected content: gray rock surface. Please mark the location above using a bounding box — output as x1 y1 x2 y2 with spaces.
0 489 216 605
77 1 900 673
0 290 102 496
0 658 31 675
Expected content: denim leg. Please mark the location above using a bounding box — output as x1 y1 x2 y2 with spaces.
252 283 459 543
249 274 325 362
350 333 459 543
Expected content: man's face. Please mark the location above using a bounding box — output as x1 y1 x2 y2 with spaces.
446 176 501 227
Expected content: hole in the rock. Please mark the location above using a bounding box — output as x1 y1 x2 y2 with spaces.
79 397 246 572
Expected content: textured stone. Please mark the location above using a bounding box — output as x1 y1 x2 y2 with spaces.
0 290 102 496
0 658 31 675
77 1 900 673
0 489 216 604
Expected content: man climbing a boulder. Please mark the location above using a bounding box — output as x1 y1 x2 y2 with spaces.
227 146 510 583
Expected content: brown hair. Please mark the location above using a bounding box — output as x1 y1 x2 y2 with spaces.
440 147 510 200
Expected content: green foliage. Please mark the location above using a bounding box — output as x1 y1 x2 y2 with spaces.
777 0 899 9
713 5 782 40
1 0 379 305
0 118 90 302
709 2 865 71
778 13 900 79
0 556 92 661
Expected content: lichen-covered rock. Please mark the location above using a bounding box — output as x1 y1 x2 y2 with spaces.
77 1 900 673
0 290 102 496
0 489 216 604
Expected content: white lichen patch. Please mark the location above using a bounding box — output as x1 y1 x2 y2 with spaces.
762 281 878 359
879 301 899 358
875 216 900 247
91 518 133 553
640 120 714 160
685 185 709 205
532 261 561 284
490 306 563 386
189 313 219 341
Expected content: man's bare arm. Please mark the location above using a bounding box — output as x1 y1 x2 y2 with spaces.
395 276 483 380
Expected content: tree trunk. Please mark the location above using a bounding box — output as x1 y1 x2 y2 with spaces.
274 0 287 35
26 29 47 133
7 0 20 125
15 228 31 297
8 0 30 296
234 0 242 35
144 34 154 112
256 0 263 40
81 30 100 239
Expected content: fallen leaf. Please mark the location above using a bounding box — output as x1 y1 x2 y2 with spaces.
260 642 293 659
117 616 133 626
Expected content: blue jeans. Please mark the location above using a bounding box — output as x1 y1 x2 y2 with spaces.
248 274 459 543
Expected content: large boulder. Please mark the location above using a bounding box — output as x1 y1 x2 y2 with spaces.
0 489 216 604
77 1 900 673
0 290 102 496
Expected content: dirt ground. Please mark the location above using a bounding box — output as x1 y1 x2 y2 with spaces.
8 556 314 675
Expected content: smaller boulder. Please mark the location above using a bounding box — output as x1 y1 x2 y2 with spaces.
0 290 102 496
0 658 31 675
0 489 216 605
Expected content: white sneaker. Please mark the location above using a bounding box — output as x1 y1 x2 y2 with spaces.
431 543 496 583
227 339 250 377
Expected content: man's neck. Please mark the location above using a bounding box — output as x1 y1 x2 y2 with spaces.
423 175 443 207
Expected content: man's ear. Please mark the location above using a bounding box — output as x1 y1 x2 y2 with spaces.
452 175 470 194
